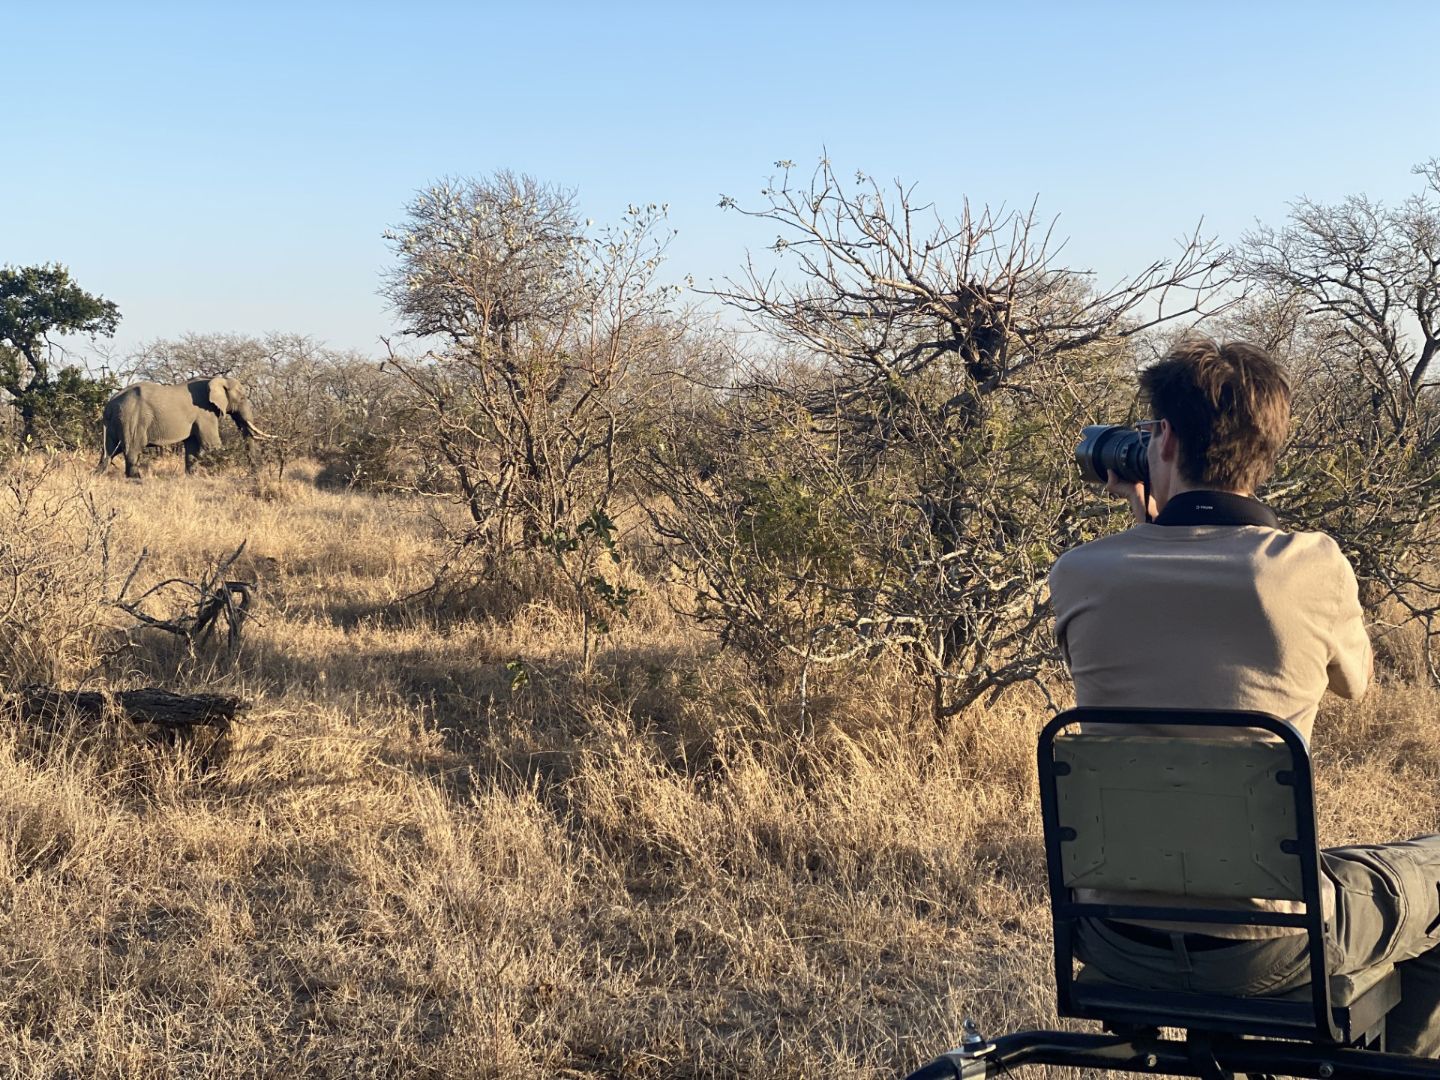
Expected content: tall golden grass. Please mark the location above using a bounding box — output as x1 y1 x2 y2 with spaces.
0 453 1435 1078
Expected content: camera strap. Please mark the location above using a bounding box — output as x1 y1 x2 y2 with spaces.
1153 490 1278 528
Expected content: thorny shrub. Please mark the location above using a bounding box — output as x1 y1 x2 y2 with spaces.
649 160 1234 719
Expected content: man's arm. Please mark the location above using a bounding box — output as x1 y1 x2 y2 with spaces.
1327 549 1372 699
1104 470 1158 525
1047 560 1072 671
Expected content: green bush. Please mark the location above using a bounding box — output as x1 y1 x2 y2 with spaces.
7 365 116 452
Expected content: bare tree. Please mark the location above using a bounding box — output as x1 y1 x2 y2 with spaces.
129 333 406 479
384 173 681 668
127 331 276 384
1231 162 1440 678
383 173 583 355
649 160 1236 718
1241 160 1440 441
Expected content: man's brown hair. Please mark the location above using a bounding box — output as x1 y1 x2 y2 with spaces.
1140 337 1291 493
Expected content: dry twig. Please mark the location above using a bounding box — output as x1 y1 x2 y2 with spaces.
116 541 255 654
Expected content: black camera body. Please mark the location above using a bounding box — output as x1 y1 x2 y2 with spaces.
1075 424 1150 486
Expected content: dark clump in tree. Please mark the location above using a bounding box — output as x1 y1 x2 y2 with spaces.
0 264 120 448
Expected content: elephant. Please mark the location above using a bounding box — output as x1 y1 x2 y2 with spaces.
98 376 275 478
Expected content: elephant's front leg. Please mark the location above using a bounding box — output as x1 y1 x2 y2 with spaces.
185 416 224 474
183 432 203 474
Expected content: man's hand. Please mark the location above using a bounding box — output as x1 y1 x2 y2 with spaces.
1105 470 1157 525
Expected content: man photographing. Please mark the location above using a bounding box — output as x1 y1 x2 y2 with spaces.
1048 336 1440 1056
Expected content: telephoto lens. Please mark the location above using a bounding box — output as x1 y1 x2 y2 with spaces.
1074 424 1150 486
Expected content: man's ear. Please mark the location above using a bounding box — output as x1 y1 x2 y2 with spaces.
1158 420 1180 462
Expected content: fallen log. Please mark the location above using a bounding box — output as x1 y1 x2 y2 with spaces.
9 686 248 732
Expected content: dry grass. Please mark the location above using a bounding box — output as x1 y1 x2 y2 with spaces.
0 452 1435 1078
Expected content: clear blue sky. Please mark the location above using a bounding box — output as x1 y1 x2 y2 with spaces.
8 1 1438 359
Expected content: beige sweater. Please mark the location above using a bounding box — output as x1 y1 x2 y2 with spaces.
1048 523 1373 936
1049 524 1371 741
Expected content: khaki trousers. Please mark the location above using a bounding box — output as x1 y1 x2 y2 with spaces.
1075 835 1440 1057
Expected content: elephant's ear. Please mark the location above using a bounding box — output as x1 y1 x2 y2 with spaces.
207 378 230 414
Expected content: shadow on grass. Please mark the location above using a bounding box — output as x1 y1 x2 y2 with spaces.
117 608 721 802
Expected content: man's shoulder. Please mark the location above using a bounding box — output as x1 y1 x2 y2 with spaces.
1049 529 1147 594
1050 525 1348 581
1253 527 1347 565
1052 528 1148 569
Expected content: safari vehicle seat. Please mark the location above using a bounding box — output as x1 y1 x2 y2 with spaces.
903 707 1440 1080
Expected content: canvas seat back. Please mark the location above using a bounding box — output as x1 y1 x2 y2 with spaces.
1039 707 1399 1044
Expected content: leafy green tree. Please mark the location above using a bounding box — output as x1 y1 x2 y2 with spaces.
0 264 120 445
23 365 118 450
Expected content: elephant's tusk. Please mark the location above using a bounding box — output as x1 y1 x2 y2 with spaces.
245 425 278 440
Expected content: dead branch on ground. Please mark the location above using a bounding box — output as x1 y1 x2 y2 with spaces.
116 541 255 654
